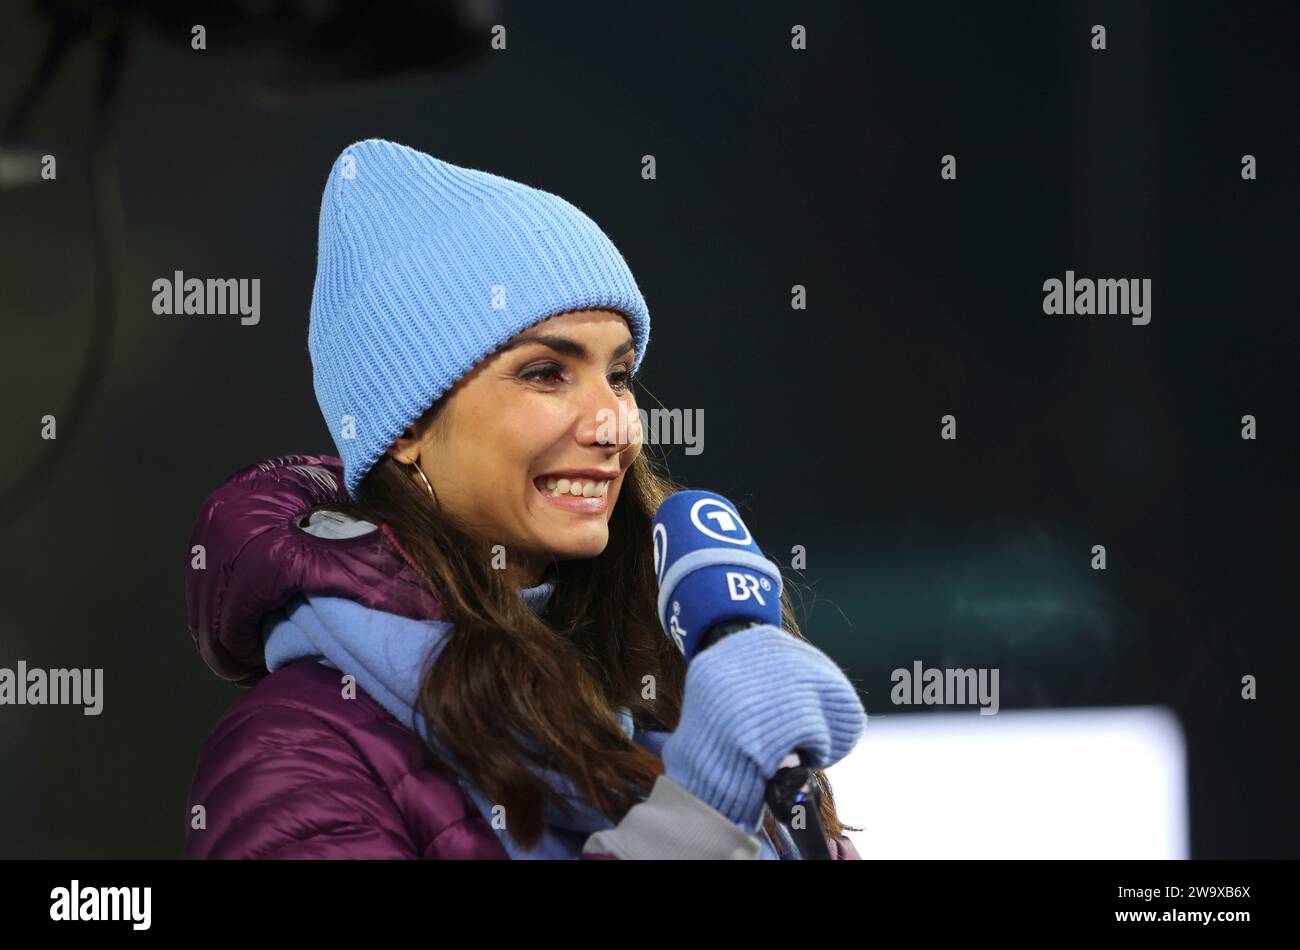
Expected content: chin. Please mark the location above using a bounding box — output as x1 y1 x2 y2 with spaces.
545 531 610 562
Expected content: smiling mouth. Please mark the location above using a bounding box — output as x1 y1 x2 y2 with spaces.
532 476 611 513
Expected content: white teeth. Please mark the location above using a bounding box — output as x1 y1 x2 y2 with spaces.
541 477 612 498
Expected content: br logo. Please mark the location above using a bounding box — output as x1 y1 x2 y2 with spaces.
690 498 752 545
725 571 771 605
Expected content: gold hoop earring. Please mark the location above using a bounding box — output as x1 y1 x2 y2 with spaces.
410 461 435 497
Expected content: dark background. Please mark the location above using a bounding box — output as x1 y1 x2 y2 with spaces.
0 0 1295 858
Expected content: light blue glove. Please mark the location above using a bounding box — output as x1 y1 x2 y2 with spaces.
660 624 867 834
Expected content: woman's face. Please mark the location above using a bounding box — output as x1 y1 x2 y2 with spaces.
388 308 643 588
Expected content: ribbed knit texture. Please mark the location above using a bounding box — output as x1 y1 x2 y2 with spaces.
308 138 651 499
660 624 868 834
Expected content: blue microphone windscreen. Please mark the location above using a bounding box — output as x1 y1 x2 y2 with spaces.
651 490 783 660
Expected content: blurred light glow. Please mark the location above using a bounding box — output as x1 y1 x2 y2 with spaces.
824 705 1187 858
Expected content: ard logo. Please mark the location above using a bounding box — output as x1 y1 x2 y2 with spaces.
690 498 752 545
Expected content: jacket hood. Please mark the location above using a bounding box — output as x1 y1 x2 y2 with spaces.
185 454 445 684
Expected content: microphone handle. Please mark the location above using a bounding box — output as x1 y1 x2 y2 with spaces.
696 621 834 860
696 619 762 653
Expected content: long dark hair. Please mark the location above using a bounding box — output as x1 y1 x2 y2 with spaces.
321 400 858 852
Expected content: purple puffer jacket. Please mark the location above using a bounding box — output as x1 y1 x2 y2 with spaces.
183 454 861 859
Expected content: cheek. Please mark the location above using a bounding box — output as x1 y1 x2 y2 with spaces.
456 430 545 519
502 404 567 463
609 450 638 502
433 431 519 507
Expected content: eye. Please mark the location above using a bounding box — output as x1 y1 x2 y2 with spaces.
610 365 637 393
520 363 565 384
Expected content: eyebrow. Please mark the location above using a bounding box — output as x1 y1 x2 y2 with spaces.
500 334 635 362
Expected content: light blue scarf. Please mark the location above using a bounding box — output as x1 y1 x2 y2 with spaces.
262 578 795 859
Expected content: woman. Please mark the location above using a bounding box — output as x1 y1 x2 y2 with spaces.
183 138 867 859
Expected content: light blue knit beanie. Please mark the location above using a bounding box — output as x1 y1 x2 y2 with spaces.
308 138 651 500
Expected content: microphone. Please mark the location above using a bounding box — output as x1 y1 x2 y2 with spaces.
651 489 832 859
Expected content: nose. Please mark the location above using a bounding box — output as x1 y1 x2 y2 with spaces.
578 374 637 452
